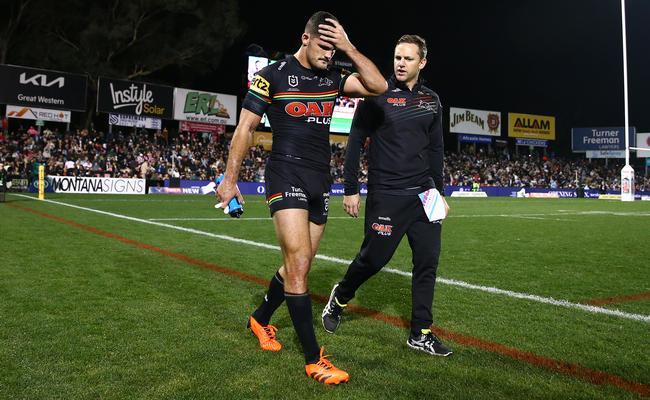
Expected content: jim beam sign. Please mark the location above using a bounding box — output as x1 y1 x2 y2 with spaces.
449 107 501 136
97 77 174 119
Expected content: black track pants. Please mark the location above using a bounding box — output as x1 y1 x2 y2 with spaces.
337 192 442 333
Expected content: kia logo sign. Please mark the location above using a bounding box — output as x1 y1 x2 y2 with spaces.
19 73 65 88
0 65 87 111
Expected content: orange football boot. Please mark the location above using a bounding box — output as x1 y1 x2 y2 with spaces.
304 347 350 385
248 316 282 352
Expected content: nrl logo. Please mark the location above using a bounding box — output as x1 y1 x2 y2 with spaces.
288 75 299 87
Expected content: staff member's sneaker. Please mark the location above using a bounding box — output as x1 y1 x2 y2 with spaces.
322 284 347 333
407 329 453 357
248 316 282 351
304 347 350 385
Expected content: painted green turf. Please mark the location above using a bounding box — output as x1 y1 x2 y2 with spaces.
1 194 648 399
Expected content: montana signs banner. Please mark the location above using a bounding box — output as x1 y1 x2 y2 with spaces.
173 88 237 126
508 112 556 140
0 64 87 111
6 105 71 123
97 77 173 119
449 107 501 136
45 176 146 194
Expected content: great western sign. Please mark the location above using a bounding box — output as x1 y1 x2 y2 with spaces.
97 77 174 119
0 64 87 111
571 127 636 151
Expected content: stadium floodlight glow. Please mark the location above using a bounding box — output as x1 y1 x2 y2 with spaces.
620 0 635 201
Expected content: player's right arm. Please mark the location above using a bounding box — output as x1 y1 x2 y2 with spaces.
217 70 272 205
216 108 262 205
318 18 387 97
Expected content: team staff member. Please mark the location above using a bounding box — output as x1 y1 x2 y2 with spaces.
217 11 386 384
322 35 453 357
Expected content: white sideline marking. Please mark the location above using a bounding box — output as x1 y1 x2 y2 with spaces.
148 217 352 221
13 194 650 323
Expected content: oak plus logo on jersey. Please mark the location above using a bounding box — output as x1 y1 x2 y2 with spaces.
284 101 334 125
19 72 65 88
371 222 393 236
97 77 174 119
387 97 406 107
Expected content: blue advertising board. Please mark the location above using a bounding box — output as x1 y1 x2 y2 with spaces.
571 127 636 151
515 138 547 147
458 134 493 144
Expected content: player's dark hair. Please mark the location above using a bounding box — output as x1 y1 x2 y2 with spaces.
305 11 338 35
397 34 428 59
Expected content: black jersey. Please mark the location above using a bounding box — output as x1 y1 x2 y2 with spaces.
344 76 444 195
242 56 349 172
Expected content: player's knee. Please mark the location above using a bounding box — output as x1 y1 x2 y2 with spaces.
285 253 311 274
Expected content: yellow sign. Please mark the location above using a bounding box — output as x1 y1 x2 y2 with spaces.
38 165 44 200
253 131 273 151
250 75 270 97
329 134 349 146
508 113 556 140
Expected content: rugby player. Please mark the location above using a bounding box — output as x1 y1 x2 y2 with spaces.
216 11 386 384
322 35 453 357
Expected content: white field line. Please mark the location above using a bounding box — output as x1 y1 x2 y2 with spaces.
12 194 650 323
148 216 353 221
148 215 577 222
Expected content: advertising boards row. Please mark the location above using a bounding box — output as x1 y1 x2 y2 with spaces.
450 107 556 144
1 64 237 127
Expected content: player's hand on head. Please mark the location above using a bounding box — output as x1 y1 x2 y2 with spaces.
318 18 354 53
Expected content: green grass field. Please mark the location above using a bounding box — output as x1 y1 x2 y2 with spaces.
1 193 649 399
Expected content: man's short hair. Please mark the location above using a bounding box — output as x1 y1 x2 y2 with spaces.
305 11 338 35
396 34 427 59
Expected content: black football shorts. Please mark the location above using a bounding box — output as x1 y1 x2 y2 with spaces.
264 160 331 225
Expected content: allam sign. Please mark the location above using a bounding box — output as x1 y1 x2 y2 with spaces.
0 64 87 111
97 77 174 119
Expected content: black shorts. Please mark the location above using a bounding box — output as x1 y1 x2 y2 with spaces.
264 160 331 225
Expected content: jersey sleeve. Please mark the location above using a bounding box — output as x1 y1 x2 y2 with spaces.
427 94 445 194
242 68 273 116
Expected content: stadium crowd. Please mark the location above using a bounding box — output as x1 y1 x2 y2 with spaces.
1 125 649 191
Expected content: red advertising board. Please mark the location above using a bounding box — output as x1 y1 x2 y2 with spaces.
179 121 225 134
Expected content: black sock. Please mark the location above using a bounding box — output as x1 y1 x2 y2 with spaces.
251 271 285 325
285 292 320 364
